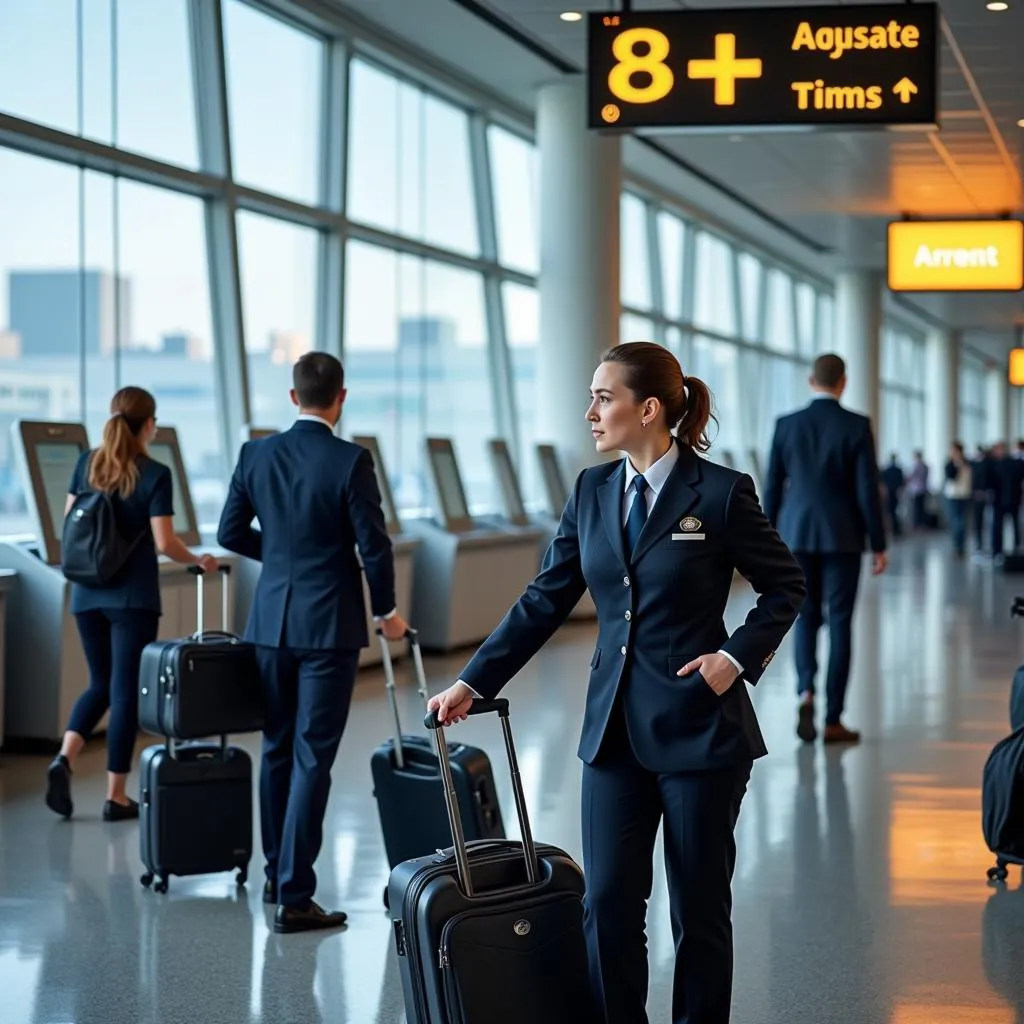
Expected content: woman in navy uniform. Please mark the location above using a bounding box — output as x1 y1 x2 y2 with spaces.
44 387 218 821
430 343 805 1023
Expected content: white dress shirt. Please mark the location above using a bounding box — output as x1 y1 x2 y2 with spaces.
295 413 397 621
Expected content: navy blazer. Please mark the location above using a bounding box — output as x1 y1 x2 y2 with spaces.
459 442 806 773
68 451 173 615
217 420 395 652
763 398 886 554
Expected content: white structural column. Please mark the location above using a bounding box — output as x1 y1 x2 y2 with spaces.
924 327 958 475
536 80 622 477
834 269 883 445
987 366 1011 442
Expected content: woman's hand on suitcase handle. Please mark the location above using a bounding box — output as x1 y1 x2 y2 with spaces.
428 681 475 725
196 553 219 574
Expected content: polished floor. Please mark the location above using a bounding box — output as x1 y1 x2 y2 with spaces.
2 535 1024 1023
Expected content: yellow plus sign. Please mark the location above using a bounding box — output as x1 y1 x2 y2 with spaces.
687 33 762 106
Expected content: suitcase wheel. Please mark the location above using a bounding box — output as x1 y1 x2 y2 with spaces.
140 873 153 889
236 867 248 887
988 860 1010 883
382 885 390 910
154 877 169 894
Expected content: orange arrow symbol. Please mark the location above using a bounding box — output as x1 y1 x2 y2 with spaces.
893 77 918 103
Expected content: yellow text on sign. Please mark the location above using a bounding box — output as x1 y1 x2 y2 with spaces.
888 221 1024 292
607 27 675 104
687 34 762 106
790 19 921 59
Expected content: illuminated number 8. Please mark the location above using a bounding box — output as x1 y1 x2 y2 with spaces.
608 28 675 105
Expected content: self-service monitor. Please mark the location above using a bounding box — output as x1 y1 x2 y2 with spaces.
536 443 569 519
13 420 90 566
488 439 528 527
351 435 401 535
148 426 200 546
425 437 473 533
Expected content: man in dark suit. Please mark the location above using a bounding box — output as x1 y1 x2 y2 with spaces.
763 353 887 745
218 352 407 933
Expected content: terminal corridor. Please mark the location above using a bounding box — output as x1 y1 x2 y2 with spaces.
1 534 1022 1024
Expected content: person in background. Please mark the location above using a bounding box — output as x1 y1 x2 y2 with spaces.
45 387 218 822
905 452 929 530
971 446 992 558
943 442 973 559
988 442 1024 561
880 454 905 539
429 342 805 1024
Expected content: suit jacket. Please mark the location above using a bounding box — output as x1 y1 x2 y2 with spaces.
459 441 806 773
763 397 886 554
216 420 395 651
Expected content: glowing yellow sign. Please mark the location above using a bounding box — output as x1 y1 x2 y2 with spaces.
888 221 1024 293
687 34 763 107
1010 349 1024 387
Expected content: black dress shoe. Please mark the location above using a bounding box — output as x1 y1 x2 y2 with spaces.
263 880 277 904
797 702 817 743
45 755 73 819
274 901 347 934
103 798 139 822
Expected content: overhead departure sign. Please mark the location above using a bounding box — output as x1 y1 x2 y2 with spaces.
587 4 939 130
888 220 1024 292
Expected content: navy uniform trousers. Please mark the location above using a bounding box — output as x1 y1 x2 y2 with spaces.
256 645 360 907
582 687 752 1024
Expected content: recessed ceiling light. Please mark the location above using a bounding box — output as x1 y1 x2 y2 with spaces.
1018 118 1024 127
560 11 583 21
987 2 1009 10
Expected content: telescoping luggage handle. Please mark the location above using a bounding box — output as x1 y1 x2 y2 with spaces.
425 699 538 898
376 626 429 771
186 564 234 642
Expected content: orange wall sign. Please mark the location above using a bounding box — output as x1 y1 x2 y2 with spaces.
888 220 1024 292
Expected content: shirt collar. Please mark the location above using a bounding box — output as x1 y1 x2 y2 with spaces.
296 413 335 431
624 440 679 497
811 393 838 401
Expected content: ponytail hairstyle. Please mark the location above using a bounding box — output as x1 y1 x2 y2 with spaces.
600 342 718 453
88 386 157 498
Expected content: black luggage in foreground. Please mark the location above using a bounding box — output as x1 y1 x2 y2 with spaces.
139 565 263 740
388 698 599 1024
371 629 504 901
139 738 253 893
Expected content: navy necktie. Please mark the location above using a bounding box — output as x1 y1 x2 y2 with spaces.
624 475 649 557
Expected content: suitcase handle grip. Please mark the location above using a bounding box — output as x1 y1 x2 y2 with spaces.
425 699 537 899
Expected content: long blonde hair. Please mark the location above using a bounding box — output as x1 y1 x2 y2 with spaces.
88 387 156 498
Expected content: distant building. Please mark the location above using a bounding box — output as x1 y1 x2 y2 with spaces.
9 269 132 357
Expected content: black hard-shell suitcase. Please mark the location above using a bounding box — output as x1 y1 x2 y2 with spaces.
139 739 253 894
388 699 599 1024
139 565 263 739
371 629 504 904
1010 599 1024 732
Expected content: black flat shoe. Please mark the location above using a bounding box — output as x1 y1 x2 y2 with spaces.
263 879 278 904
797 702 817 743
45 755 73 819
103 798 139 822
274 901 347 934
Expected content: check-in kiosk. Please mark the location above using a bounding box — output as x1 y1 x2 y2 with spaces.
530 442 596 620
350 435 417 669
0 569 14 750
407 437 542 651
0 421 234 751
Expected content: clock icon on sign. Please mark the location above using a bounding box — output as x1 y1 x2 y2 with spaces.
601 103 621 123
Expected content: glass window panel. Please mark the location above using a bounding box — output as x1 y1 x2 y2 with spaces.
795 282 817 356
621 194 651 310
343 240 494 514
817 293 834 353
621 312 656 343
224 0 322 203
657 211 685 321
237 212 319 430
693 232 736 336
737 252 762 341
690 336 743 457
116 181 223 525
82 0 114 144
488 126 538 274
348 59 478 256
502 282 541 506
764 268 795 353
0 1 78 134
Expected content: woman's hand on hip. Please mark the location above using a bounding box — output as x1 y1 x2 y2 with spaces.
427 681 475 725
678 653 740 695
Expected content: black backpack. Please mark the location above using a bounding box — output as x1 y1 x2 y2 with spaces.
61 488 144 586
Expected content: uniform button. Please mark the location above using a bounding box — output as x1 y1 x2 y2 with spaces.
623 575 630 587
624 610 632 621
620 645 627 655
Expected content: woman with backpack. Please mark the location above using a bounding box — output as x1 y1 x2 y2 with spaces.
45 386 218 821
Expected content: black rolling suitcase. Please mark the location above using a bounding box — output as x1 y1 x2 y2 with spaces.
139 565 263 740
371 629 504 906
139 738 253 894
388 699 600 1024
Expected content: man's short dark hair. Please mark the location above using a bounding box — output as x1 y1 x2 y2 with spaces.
293 352 344 409
811 353 846 389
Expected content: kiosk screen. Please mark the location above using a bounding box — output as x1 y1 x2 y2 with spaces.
36 442 83 537
148 443 190 534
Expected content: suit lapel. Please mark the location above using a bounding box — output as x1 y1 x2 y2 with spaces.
632 443 702 564
597 461 628 570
